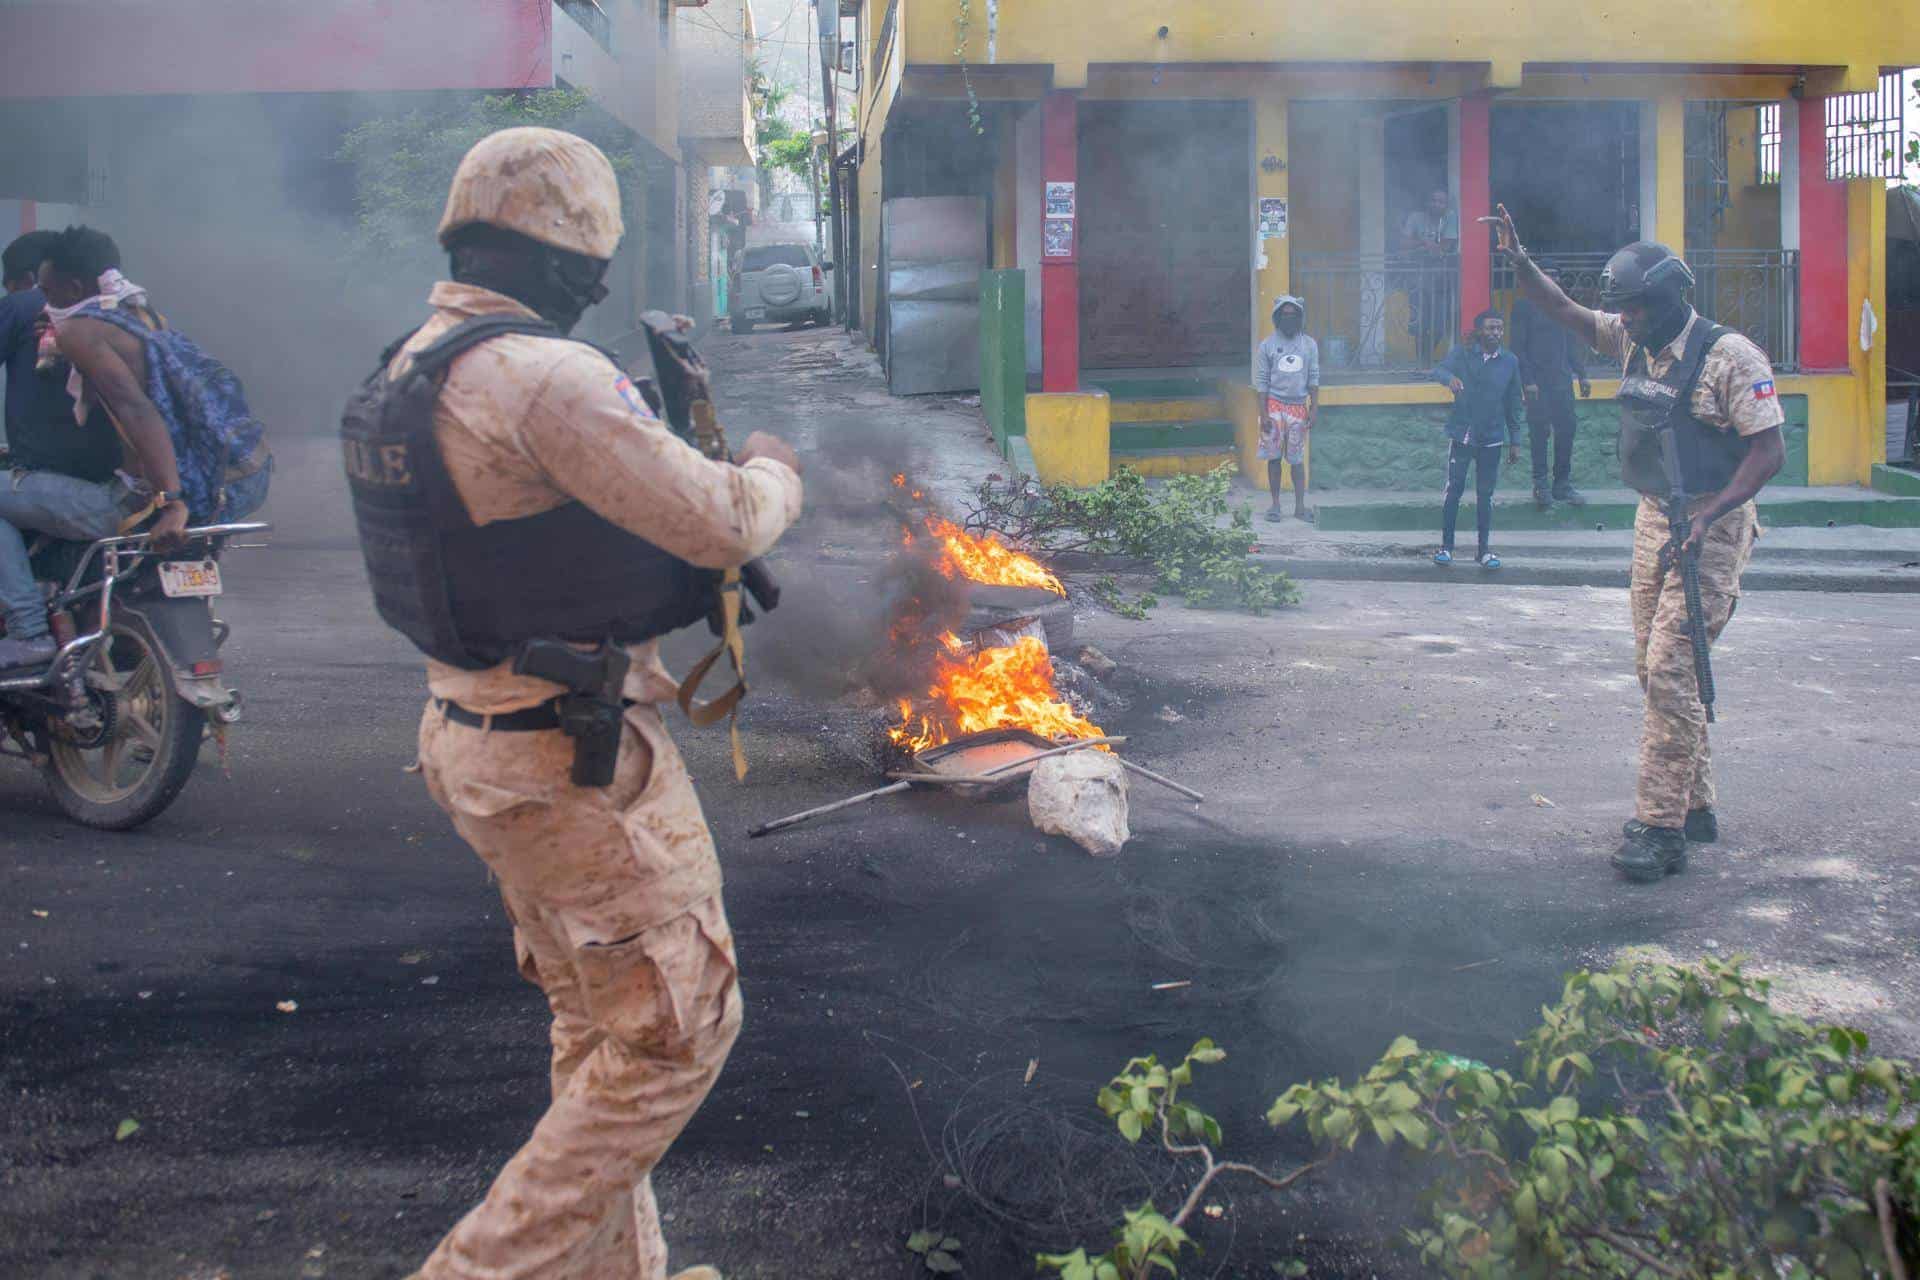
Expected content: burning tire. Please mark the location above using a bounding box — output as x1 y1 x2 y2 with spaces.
962 584 1073 654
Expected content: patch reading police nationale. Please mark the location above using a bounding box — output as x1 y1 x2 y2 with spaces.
613 374 657 419
1751 379 1777 401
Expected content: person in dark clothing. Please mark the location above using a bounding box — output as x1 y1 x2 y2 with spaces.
1431 309 1523 569
1510 268 1593 509
0 231 130 666
1 231 119 483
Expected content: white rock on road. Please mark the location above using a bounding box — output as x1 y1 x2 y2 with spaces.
1028 751 1130 856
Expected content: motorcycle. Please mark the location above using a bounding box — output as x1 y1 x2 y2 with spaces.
0 518 269 829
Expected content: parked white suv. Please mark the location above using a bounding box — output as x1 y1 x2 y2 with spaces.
732 242 832 333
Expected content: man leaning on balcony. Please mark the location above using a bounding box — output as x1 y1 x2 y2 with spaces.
1484 204 1786 887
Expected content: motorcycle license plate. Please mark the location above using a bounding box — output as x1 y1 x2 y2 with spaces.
746 308 766 319
159 560 223 598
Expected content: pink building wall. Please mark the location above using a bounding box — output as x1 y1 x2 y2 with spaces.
0 0 554 99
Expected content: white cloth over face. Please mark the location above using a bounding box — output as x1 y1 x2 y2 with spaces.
47 270 153 424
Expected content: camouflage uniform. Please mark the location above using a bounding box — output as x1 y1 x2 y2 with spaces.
1592 312 1782 829
402 280 801 1280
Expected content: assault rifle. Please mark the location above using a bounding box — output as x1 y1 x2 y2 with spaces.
1655 426 1716 723
634 312 781 620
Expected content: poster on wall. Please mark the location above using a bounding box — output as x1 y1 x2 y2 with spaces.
1043 217 1075 259
1258 197 1289 239
1045 182 1076 218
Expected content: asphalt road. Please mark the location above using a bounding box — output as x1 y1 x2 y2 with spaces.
4 325 1917 1280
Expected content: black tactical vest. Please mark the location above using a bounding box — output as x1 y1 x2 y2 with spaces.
340 315 716 670
1616 320 1750 497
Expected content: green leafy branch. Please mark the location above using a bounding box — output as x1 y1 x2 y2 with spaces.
1037 1040 1327 1280
1048 957 1920 1278
907 1228 964 1274
953 0 984 135
966 466 1296 614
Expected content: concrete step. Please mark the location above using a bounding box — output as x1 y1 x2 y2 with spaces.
1310 486 1920 532
1111 419 1236 452
1109 396 1227 424
1871 463 1920 497
1086 375 1218 400
1252 553 1920 593
1111 444 1239 478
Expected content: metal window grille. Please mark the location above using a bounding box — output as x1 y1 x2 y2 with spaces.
1825 71 1908 180
1756 104 1782 185
557 0 614 55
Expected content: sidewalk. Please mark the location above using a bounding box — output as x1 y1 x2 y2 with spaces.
1237 480 1920 591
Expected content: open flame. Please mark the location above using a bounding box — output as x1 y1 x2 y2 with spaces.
923 516 1064 595
888 633 1103 754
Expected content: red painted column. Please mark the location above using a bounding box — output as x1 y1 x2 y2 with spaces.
1457 93 1492 335
1041 91 1079 393
1796 96 1849 371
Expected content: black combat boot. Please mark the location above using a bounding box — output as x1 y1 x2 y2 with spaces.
1611 824 1687 882
1553 483 1587 507
1623 810 1717 845
1533 486 1553 511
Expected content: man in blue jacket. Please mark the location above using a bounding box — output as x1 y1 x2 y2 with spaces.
1431 309 1522 569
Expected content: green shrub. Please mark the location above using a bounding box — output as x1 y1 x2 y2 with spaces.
967 466 1296 614
1048 957 1920 1279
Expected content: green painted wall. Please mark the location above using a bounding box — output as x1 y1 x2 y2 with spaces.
1306 395 1809 491
978 269 1027 455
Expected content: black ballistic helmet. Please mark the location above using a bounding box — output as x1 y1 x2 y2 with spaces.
1599 241 1695 309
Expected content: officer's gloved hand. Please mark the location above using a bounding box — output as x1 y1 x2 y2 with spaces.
738 432 801 476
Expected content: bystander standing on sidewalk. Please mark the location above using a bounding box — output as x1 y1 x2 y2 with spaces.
1432 309 1523 569
1255 295 1320 523
1511 267 1594 509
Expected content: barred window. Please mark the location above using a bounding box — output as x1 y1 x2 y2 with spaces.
1756 104 1781 185
1825 71 1908 180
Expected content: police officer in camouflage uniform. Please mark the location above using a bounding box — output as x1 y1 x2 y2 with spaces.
1484 205 1785 883
344 128 803 1280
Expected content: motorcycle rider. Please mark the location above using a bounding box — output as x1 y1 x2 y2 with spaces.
0 230 141 668
366 128 803 1280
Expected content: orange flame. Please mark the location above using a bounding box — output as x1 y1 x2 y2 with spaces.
888 634 1102 754
892 473 907 487
924 516 1064 595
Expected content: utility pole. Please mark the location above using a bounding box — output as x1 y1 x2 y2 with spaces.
813 0 844 324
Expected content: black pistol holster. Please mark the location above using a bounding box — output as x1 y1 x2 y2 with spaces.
513 639 632 787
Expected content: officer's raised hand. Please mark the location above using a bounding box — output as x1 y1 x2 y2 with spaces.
1481 203 1522 256
739 430 801 477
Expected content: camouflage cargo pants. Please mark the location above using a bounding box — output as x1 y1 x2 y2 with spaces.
414 702 743 1280
1629 496 1757 829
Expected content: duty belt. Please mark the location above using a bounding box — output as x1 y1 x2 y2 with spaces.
434 696 641 732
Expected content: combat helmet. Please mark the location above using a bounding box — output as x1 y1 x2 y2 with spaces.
437 127 624 260
1599 242 1695 309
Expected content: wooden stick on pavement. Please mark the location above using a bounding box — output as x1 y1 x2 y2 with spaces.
747 780 914 839
1113 757 1204 803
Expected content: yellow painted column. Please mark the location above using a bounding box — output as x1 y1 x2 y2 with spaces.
992 112 1018 270
1252 96 1291 346
1653 92 1686 252
1846 179 1887 479
1250 97 1299 492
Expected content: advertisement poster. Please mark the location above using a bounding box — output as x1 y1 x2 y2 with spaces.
1043 217 1075 258
1258 197 1289 239
1045 182 1076 218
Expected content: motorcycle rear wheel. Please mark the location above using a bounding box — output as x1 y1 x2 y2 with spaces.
44 618 204 830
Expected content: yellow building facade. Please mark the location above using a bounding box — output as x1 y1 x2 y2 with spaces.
850 0 1915 492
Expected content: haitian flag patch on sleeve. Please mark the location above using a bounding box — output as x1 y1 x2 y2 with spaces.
1751 379 1776 400
614 375 657 419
